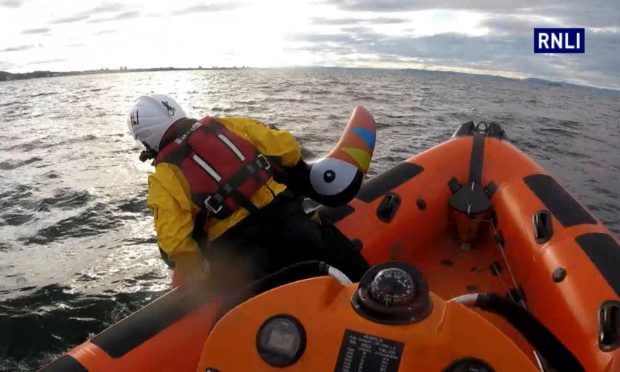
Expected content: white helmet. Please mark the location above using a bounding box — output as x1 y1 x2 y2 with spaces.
127 94 187 151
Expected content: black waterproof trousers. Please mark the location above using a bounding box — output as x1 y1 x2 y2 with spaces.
204 192 370 287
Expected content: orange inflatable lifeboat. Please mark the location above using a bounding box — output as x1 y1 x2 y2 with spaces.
42 121 619 372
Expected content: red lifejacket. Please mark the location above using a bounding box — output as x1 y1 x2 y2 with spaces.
155 117 273 220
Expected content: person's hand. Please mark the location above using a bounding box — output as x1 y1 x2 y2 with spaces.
279 159 311 196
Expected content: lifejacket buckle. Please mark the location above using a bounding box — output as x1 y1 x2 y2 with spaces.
257 154 271 170
204 194 224 214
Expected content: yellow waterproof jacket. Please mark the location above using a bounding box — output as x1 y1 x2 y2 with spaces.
147 116 301 264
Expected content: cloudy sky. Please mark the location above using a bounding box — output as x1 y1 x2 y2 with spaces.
1 0 618 89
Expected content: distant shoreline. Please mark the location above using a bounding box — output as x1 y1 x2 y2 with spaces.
0 66 617 93
0 66 249 82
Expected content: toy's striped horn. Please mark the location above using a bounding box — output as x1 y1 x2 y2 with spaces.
326 106 376 173
307 106 377 207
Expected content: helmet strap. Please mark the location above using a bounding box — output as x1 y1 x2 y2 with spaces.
139 142 158 163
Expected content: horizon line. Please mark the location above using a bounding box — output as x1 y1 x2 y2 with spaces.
1 65 618 92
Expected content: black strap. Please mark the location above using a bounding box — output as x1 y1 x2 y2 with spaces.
469 133 485 184
189 155 272 220
158 120 200 166
209 154 271 201
158 118 198 151
201 119 225 132
193 209 209 254
228 189 260 214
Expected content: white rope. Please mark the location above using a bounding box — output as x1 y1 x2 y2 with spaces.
483 219 527 308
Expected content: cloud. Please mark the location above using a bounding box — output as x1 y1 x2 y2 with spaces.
25 58 66 65
311 17 367 25
530 1 620 28
341 26 375 34
291 33 360 45
88 11 140 23
327 0 559 12
311 16 408 25
22 28 51 34
291 27 620 89
0 44 35 52
0 0 23 8
171 2 244 15
51 15 90 24
49 3 128 24
327 0 620 28
2 0 616 90
303 0 619 88
286 43 356 56
481 12 620 36
372 17 411 24
0 61 15 70
93 29 116 35
480 15 563 37
86 3 124 14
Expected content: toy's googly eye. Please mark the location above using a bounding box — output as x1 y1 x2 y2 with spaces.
310 158 358 196
323 170 336 183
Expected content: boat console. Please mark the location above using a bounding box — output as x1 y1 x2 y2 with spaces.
197 262 538 371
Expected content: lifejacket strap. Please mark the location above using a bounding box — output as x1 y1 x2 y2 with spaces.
203 183 260 217
158 118 198 150
204 193 226 215
192 209 209 252
228 189 260 215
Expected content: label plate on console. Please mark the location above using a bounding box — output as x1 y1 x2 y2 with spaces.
334 329 404 372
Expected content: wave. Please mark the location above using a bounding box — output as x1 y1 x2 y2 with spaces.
0 284 165 370
20 202 122 245
0 157 43 171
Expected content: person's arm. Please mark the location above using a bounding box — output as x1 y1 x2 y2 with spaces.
147 164 207 283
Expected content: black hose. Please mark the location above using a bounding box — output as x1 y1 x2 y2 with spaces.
211 260 332 326
474 292 584 372
242 260 331 295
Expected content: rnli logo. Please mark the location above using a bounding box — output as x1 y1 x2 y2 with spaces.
130 110 139 126
534 28 585 53
161 101 176 116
